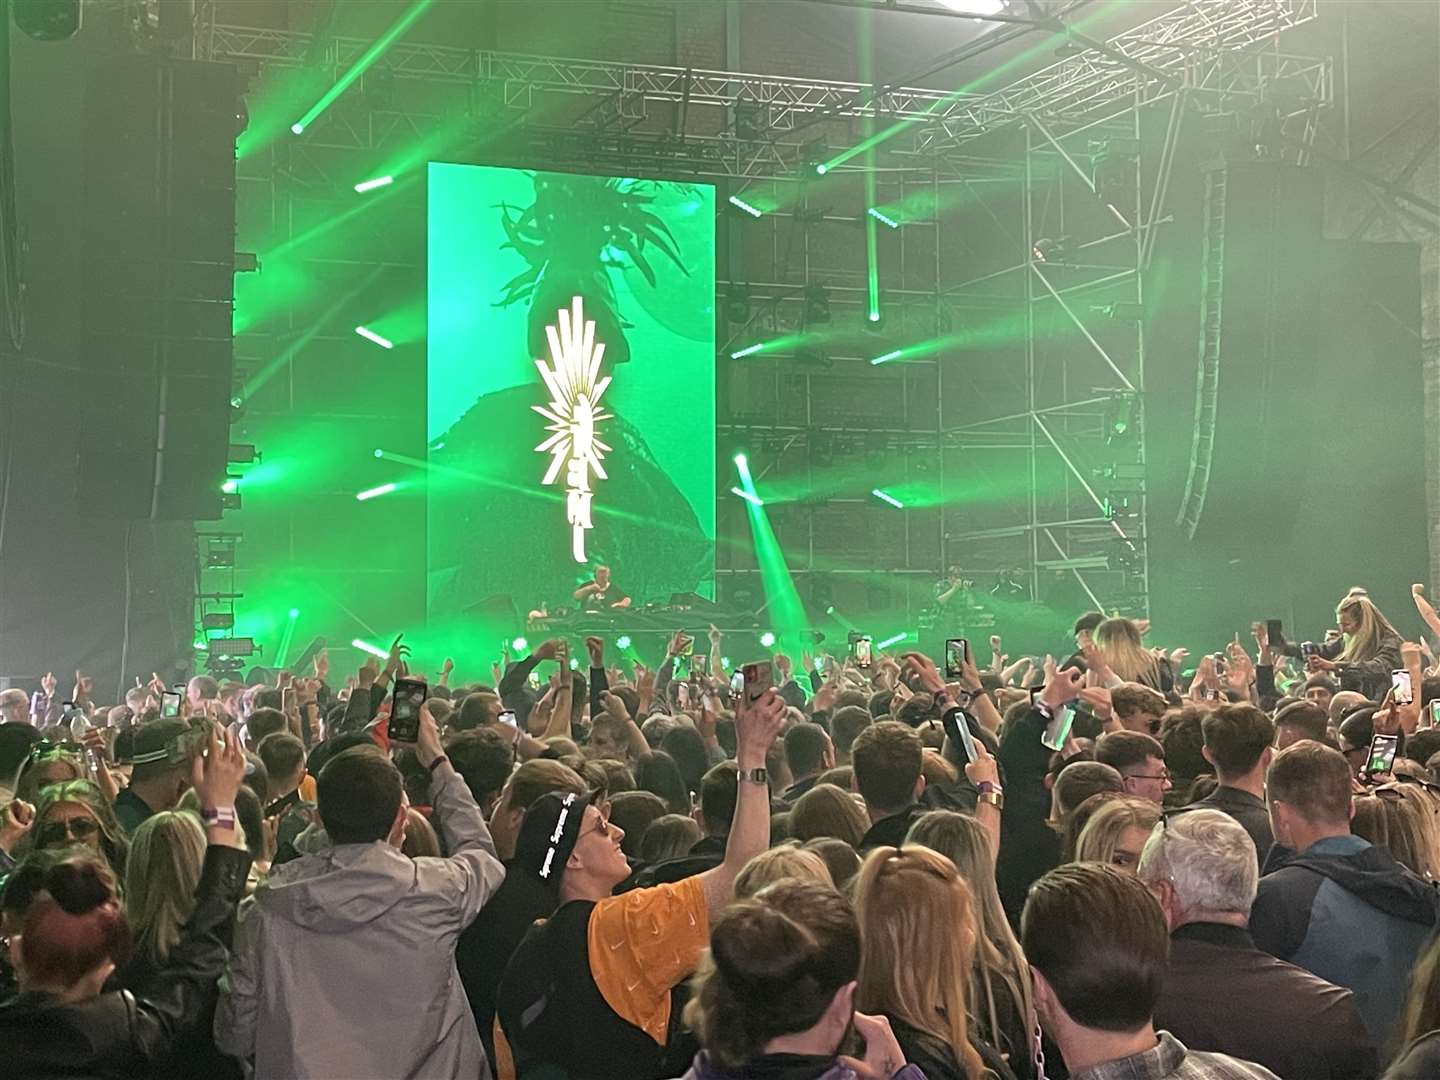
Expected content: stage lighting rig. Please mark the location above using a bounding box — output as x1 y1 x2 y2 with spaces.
1031 236 1074 264
802 285 831 326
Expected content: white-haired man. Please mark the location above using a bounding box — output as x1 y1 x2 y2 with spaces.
1138 808 1374 1080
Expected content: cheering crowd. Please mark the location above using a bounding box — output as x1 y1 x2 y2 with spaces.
4 586 1440 1079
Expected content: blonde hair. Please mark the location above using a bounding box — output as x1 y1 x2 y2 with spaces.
1353 786 1438 880
1074 796 1159 868
734 844 833 899
854 846 985 1080
125 810 206 965
1335 594 1400 664
401 808 441 858
790 783 869 848
1096 618 1159 686
905 811 1036 1066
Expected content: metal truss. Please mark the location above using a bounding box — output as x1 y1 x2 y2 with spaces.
909 0 1327 155
207 0 1327 183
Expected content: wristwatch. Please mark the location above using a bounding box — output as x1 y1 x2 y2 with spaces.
976 781 1004 809
738 767 769 785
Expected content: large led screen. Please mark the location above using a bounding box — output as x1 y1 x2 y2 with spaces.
426 163 715 621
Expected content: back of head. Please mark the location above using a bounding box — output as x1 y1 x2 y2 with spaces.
188 675 219 702
699 761 738 837
1329 691 1370 727
854 845 981 1072
1352 786 1435 879
1112 683 1166 730
660 725 709 797
246 707 288 746
454 691 497 731
831 706 872 756
1139 807 1258 920
1095 730 1164 773
1201 704 1274 779
444 727 515 809
1096 618 1156 683
506 758 586 814
0 722 42 790
1073 611 1106 638
634 750 689 814
1021 862 1168 1032
1053 760 1125 817
125 810 206 964
790 784 869 848
256 732 306 787
802 837 863 892
1158 707 1211 785
20 853 131 989
1267 741 1353 828
784 722 831 780
851 721 922 815
734 845 833 899
1338 708 1376 754
1275 700 1329 743
685 880 859 1070
317 746 403 845
639 814 702 864
608 790 669 859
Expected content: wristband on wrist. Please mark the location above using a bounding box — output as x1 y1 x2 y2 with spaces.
201 806 237 830
427 755 450 773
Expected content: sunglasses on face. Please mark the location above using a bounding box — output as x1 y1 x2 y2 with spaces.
38 816 100 846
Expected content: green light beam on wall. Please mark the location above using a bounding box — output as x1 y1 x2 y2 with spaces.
291 0 436 135
876 631 911 650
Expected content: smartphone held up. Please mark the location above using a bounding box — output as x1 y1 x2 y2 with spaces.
388 677 428 743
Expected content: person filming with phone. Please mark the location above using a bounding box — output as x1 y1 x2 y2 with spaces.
1277 592 1403 701
215 695 506 1079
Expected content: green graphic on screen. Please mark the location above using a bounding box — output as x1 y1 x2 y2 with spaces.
426 163 716 620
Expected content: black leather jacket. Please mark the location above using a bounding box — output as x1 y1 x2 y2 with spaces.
0 845 251 1080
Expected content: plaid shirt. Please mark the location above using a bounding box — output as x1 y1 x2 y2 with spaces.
1070 1032 1280 1080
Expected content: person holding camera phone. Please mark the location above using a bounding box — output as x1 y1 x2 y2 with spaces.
1276 592 1403 700
215 701 505 1079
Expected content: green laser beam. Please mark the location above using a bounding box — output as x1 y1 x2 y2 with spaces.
292 0 436 135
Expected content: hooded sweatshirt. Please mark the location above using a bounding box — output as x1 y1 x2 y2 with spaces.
214 759 506 1079
1251 834 1440 1046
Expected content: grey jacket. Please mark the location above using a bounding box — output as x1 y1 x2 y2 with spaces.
214 759 506 1079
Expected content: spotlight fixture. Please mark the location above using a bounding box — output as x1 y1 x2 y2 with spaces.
616 635 632 650
1104 393 1139 446
1031 236 1075 264
727 194 764 219
759 631 777 648
227 444 258 464
512 636 529 652
867 207 900 229
202 612 236 630
872 488 905 509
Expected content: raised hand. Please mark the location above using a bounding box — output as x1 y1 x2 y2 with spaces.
41 671 57 698
837 1012 907 1080
191 725 247 812
1040 655 1084 710
585 636 605 668
314 649 330 682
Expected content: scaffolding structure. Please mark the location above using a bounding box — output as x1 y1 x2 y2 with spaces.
203 0 1330 627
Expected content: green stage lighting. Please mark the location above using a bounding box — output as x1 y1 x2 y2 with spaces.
616 634 632 650
871 349 902 366
221 478 239 494
868 207 900 229
876 631 909 650
731 486 764 507
728 194 763 218
288 608 300 619
291 0 436 136
512 636 528 652
355 326 394 349
354 175 394 193
356 482 397 502
872 488 905 509
352 638 390 660
731 343 765 359
760 631 777 648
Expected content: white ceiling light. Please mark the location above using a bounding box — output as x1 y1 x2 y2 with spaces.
937 0 1008 14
